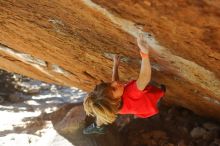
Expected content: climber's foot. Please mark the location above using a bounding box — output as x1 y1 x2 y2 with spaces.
83 123 105 135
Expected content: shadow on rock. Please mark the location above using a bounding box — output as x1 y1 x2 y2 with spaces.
49 103 123 146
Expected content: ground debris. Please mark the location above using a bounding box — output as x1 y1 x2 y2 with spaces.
120 102 220 146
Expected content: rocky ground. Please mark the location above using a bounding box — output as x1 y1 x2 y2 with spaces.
120 102 220 146
0 70 219 146
0 70 86 146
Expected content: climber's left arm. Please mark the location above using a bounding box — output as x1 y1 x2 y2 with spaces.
112 55 120 81
136 33 152 90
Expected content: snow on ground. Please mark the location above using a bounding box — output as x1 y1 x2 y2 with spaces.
0 75 87 146
0 122 73 146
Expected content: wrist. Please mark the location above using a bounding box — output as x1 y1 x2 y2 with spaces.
113 63 119 66
140 51 149 59
140 48 149 54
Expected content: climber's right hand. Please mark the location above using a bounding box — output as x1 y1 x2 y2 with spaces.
137 33 150 54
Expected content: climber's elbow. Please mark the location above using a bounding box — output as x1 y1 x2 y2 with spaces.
136 75 151 91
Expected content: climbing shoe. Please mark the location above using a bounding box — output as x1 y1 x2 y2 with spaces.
160 84 166 92
83 123 105 135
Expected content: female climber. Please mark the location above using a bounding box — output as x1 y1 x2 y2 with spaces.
83 33 166 134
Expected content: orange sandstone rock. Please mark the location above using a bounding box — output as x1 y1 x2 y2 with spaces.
0 0 220 121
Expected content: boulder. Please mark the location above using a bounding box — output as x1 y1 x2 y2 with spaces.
48 103 123 146
0 0 220 121
190 127 207 139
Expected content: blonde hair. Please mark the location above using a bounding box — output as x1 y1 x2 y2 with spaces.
83 82 121 125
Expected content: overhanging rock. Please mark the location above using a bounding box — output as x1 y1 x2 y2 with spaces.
0 0 220 121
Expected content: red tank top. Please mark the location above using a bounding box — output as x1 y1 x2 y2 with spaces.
118 80 164 118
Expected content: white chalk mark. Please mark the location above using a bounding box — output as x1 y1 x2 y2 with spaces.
202 96 220 105
0 44 46 67
48 18 64 26
51 64 70 77
0 44 69 83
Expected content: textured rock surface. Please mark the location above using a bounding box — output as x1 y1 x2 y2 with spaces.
0 0 220 120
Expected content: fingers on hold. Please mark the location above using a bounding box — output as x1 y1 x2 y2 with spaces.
114 54 121 61
139 33 144 38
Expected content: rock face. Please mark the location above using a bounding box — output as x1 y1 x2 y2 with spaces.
48 102 220 146
49 103 123 146
0 0 220 121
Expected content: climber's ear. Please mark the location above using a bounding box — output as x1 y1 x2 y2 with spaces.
100 79 104 83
